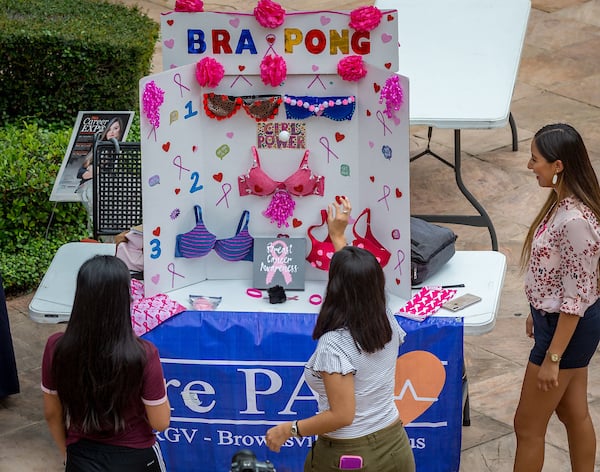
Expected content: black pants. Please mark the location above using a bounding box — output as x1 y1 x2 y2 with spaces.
66 440 166 472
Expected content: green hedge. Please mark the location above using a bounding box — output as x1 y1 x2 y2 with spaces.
0 0 159 123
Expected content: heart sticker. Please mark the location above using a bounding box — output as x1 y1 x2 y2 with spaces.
174 188 181 195
226 132 234 139
312 65 319 72
369 141 375 148
164 39 174 49
151 274 160 284
395 278 401 285
152 227 161 237
373 83 381 93
320 15 331 25
381 33 393 44
369 176 375 182
192 145 197 152
394 351 446 425
387 14 394 21
335 132 345 142
292 218 302 228
229 17 240 28
366 109 372 116
162 142 171 152
385 62 392 69
396 188 403 198
213 173 223 182
238 65 245 72
167 19 174 26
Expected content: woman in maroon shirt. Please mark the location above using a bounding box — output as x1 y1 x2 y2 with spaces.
42 255 171 471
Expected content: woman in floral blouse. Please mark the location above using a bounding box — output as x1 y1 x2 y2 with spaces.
514 123 600 471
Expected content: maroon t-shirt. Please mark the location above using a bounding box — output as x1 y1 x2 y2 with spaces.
41 332 167 448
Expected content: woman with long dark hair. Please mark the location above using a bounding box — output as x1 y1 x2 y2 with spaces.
266 197 415 471
42 255 170 471
514 124 600 471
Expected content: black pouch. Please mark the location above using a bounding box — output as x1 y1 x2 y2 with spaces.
410 217 457 285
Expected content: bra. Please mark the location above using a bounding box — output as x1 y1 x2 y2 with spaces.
175 206 254 261
238 146 325 198
306 209 335 271
352 208 391 267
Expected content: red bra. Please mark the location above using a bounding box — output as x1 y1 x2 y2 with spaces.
306 207 391 271
306 209 335 271
352 208 391 267
238 146 325 198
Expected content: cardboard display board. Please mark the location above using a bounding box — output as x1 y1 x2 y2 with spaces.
139 9 410 300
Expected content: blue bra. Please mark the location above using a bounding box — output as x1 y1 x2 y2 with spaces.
175 206 254 261
283 95 356 121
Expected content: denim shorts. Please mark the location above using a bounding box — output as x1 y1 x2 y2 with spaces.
529 297 600 369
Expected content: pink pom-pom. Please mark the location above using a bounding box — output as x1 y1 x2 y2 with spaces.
337 55 367 82
379 75 404 119
142 81 165 128
263 190 296 228
260 54 287 87
254 0 286 28
174 0 203 12
195 57 225 88
349 6 383 32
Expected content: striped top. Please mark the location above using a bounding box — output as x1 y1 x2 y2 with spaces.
304 311 406 439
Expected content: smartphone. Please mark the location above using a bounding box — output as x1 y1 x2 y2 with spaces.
339 455 363 469
442 293 482 312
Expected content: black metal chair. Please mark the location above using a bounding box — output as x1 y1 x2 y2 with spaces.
92 139 143 240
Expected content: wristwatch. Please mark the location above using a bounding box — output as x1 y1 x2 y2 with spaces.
291 420 302 438
547 351 561 363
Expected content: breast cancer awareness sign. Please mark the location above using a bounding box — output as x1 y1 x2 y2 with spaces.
265 240 293 285
173 72 191 97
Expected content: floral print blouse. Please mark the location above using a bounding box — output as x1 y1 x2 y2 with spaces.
525 196 600 316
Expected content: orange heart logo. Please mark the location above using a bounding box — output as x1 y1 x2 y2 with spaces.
396 188 402 198
162 142 171 152
152 227 160 237
394 351 446 424
174 188 181 195
292 218 302 228
213 172 223 182
373 83 381 93
335 132 345 142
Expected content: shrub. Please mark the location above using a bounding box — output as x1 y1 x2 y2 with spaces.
0 0 159 124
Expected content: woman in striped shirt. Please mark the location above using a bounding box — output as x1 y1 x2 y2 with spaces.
266 197 415 471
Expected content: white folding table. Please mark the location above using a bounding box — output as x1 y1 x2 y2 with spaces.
375 0 531 250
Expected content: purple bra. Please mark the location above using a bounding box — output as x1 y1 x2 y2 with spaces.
175 206 254 261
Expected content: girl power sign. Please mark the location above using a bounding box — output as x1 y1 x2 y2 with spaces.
160 9 399 74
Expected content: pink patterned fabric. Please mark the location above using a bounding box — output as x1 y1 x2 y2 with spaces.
396 286 457 321
130 279 187 336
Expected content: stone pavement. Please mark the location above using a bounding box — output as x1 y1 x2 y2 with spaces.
1 0 600 470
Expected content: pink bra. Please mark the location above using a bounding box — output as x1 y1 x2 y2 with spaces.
306 209 335 271
352 208 391 267
238 146 325 197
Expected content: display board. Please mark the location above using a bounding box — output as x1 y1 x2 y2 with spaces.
139 8 411 300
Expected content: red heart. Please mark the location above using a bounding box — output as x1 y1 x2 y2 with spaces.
293 184 304 193
192 145 197 152
373 83 381 93
366 109 372 116
266 35 275 44
254 185 263 193
292 218 302 228
167 19 174 25
213 172 223 182
162 142 171 152
238 65 245 72
369 176 375 182
396 188 402 198
384 62 392 69
387 14 394 21
395 278 401 285
174 188 181 195
335 132 345 142
152 226 161 236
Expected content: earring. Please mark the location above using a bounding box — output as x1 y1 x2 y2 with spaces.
552 173 558 185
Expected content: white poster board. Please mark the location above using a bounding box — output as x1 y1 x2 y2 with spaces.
139 9 411 300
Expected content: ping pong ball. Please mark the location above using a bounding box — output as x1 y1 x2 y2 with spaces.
279 130 291 142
